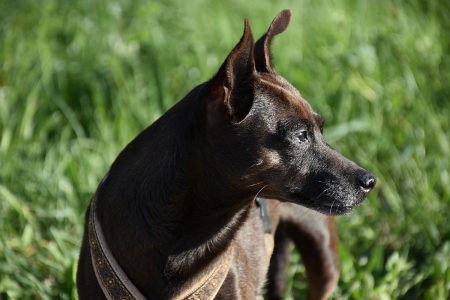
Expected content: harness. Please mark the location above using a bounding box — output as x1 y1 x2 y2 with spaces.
88 194 272 300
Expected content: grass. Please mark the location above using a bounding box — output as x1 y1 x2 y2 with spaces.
0 0 449 299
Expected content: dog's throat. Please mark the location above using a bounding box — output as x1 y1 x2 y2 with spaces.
164 199 253 276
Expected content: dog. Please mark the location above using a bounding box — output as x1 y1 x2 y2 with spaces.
77 9 375 299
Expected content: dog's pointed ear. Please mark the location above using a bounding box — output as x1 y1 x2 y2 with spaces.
254 9 291 73
207 19 255 122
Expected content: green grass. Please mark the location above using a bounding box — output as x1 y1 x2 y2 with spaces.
0 0 449 299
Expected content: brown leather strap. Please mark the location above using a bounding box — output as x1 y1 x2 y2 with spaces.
173 245 234 300
88 193 146 300
88 186 233 300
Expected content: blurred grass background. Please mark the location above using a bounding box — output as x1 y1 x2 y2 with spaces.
0 0 449 299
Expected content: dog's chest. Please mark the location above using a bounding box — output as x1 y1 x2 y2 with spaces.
217 204 273 298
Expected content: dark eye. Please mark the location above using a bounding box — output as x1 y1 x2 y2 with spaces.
297 130 308 142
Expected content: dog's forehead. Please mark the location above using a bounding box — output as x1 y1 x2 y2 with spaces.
255 72 315 121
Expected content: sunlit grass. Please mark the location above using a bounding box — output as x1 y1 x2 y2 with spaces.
0 0 449 299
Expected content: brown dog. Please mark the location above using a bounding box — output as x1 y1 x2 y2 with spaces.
77 10 375 299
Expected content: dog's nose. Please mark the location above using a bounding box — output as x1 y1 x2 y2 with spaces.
358 172 376 193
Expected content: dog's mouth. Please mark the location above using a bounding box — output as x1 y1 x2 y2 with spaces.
279 168 376 216
287 184 368 216
311 201 360 215
289 197 359 216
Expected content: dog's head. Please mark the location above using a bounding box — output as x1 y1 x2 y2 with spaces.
202 10 375 215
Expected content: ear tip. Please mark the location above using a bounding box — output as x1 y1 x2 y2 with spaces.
244 18 252 31
280 9 292 19
270 9 292 35
243 18 253 39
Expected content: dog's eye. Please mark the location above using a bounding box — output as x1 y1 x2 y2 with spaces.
297 130 308 142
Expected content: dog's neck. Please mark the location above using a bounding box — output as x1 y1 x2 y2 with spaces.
96 85 257 297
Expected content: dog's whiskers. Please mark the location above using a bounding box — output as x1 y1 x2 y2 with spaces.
254 184 269 199
247 181 265 188
329 198 336 215
311 184 333 204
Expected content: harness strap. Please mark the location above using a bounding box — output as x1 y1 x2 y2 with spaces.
88 187 234 300
88 193 146 300
177 245 234 300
